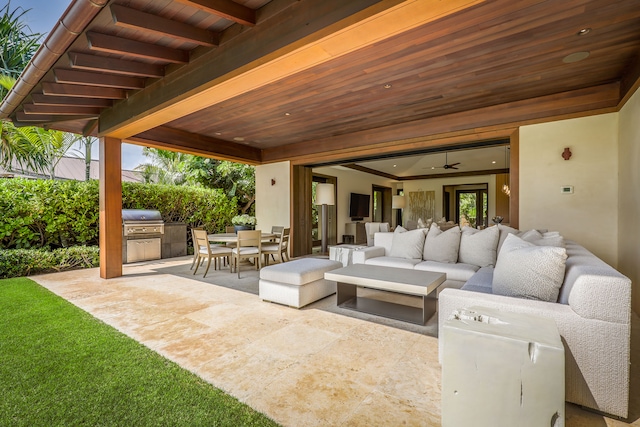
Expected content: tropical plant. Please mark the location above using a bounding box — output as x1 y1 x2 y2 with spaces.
135 147 192 185
231 214 256 226
0 2 42 97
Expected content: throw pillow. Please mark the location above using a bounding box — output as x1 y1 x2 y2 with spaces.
423 223 461 263
493 234 568 302
394 225 407 234
390 228 426 259
458 226 499 267
519 229 565 247
497 224 519 254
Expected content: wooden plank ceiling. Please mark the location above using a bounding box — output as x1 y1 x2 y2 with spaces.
2 0 640 166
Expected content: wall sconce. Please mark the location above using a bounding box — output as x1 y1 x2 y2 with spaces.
562 147 572 160
271 179 276 186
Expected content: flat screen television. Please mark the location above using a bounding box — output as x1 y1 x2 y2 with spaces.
349 192 370 220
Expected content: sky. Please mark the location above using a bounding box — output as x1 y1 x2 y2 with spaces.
9 0 147 170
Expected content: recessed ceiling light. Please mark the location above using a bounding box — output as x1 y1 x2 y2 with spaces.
492 160 496 164
284 112 291 116
577 28 591 36
431 167 435 170
563 51 590 63
383 84 392 89
215 132 222 136
234 137 245 142
393 164 397 168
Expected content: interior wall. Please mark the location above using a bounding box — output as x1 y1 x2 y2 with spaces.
519 113 619 266
618 88 640 314
402 175 498 225
312 166 395 242
255 161 291 232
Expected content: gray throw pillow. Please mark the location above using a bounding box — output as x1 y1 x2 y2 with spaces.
423 223 461 263
519 229 565 247
493 234 568 302
390 228 426 259
497 224 519 254
458 226 499 267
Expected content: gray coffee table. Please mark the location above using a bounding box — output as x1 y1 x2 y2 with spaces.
325 264 445 324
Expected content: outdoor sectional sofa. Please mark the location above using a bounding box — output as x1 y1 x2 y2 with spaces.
352 224 632 418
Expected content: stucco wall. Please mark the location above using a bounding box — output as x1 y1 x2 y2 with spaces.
313 165 395 241
618 89 640 314
519 113 619 266
255 161 291 231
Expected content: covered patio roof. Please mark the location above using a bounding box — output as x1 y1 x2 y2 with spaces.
1 0 639 166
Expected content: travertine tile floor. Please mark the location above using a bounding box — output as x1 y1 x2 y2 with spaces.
32 256 640 426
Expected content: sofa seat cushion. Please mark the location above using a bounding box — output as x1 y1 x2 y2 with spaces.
260 258 343 285
460 266 494 294
423 223 461 263
492 234 567 302
365 256 422 269
415 261 479 282
458 226 499 267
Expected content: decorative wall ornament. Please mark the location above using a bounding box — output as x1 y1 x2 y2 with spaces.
562 147 572 160
408 191 435 222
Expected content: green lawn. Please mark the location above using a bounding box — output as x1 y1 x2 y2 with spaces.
0 277 279 427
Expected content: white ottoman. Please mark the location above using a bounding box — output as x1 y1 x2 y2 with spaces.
259 258 343 308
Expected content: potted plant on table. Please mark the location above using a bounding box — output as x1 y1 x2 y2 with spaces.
232 214 256 233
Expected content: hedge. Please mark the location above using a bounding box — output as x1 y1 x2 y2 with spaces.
0 246 100 279
0 178 238 250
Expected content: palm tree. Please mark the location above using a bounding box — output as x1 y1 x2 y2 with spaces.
75 136 96 180
0 2 42 97
136 147 192 185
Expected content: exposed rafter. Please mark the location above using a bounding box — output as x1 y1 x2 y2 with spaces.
15 112 99 123
176 0 256 26
22 104 103 116
41 82 127 99
54 69 146 90
87 32 189 63
31 94 113 108
69 52 165 78
110 4 219 47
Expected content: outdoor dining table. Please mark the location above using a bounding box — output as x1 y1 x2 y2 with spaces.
207 232 276 244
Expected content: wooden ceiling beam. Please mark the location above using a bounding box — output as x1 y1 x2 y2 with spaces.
69 52 165 78
100 0 484 138
15 112 99 123
87 32 189 63
126 126 262 164
110 4 219 47
176 0 256 26
31 93 113 107
54 69 146 90
22 104 103 116
42 82 127 99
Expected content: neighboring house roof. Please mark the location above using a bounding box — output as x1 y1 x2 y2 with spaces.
0 156 143 182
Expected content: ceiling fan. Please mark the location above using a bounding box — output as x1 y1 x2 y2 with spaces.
437 152 460 170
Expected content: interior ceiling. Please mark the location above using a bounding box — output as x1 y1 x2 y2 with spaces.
2 0 640 166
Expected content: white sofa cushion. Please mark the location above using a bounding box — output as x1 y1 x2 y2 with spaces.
458 226 499 267
365 256 422 269
497 224 519 253
423 224 461 263
519 229 565 247
260 258 343 285
415 260 479 282
492 234 568 302
390 228 426 259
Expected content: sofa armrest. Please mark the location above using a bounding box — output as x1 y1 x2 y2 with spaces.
352 246 385 264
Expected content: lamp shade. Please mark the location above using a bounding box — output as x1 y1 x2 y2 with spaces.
392 195 406 209
316 183 335 205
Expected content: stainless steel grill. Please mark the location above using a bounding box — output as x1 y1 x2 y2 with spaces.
122 209 165 263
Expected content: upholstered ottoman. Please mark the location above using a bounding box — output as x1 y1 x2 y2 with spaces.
259 258 343 308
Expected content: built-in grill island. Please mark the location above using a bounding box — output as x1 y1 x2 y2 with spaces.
122 209 165 263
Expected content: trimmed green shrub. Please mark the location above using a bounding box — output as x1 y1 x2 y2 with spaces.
0 245 100 279
0 178 237 250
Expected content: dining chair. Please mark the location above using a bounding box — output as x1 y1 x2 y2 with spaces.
225 225 236 233
189 227 204 270
192 229 232 278
262 227 290 266
231 229 262 278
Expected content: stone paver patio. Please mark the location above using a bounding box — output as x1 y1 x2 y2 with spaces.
32 256 640 426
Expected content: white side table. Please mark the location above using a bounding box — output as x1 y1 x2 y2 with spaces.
329 245 367 266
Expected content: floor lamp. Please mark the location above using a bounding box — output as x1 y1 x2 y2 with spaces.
392 195 406 227
316 183 335 254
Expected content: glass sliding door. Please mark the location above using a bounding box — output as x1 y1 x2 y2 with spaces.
456 188 488 228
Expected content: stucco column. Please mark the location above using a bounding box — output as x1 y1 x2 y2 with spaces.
99 137 122 279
